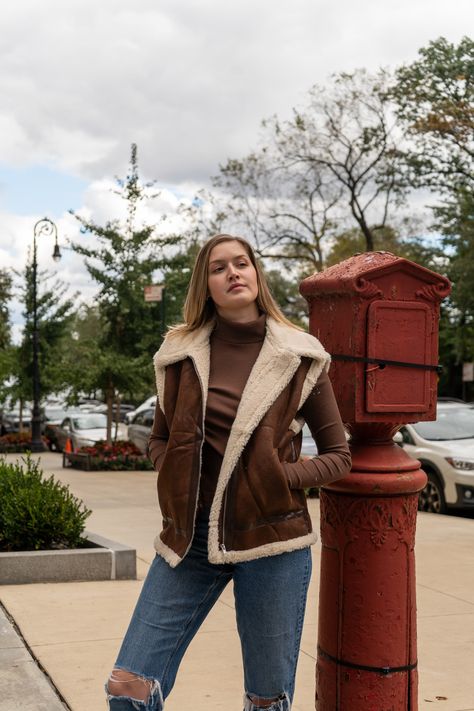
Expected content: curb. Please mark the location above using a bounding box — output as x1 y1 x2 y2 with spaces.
0 604 69 711
0 531 136 585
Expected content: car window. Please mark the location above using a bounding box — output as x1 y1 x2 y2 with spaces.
72 414 107 430
133 409 154 426
143 410 154 427
400 427 415 445
413 407 474 441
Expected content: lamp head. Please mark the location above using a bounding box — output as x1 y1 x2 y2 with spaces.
52 243 62 262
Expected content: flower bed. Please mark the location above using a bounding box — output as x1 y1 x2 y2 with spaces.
66 440 153 471
0 431 49 453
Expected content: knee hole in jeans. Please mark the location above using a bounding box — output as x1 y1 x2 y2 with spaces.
107 668 153 702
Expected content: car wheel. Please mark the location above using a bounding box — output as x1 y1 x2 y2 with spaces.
418 471 446 514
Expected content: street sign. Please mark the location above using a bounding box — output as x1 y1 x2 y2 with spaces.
462 362 474 382
144 285 164 302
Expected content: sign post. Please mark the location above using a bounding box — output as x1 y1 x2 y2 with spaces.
144 285 166 336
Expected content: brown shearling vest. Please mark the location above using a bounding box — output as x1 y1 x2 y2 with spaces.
156 356 314 565
150 317 343 567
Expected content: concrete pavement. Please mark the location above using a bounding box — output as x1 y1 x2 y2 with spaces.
1 451 473 711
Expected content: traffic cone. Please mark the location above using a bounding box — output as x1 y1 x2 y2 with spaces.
64 438 73 454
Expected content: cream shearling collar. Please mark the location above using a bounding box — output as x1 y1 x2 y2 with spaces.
153 316 330 565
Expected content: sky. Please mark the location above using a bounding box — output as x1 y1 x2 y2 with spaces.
0 0 472 340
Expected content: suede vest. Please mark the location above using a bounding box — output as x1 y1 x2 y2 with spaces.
152 317 330 567
155 356 319 566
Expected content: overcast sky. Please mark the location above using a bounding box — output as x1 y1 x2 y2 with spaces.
1 0 472 338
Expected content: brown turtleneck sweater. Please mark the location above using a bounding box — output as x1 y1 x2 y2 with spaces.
199 313 266 508
148 315 350 505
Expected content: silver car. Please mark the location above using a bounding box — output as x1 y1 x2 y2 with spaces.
55 413 109 452
395 402 474 513
127 408 155 454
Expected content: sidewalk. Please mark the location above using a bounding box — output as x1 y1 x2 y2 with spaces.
1 451 473 711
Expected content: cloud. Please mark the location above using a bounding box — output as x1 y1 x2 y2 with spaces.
0 0 470 187
0 0 470 342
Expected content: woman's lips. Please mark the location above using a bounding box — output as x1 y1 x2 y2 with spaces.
228 283 245 292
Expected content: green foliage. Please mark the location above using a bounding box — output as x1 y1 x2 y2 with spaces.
393 36 474 192
0 456 91 551
0 269 12 351
161 239 201 328
6 260 76 407
434 189 474 366
264 269 308 327
325 226 444 270
392 36 474 378
68 144 189 434
70 144 180 359
0 270 14 402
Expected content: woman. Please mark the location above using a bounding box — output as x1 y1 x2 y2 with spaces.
106 234 351 711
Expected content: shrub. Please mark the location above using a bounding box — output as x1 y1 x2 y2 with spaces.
0 432 48 453
0 456 91 552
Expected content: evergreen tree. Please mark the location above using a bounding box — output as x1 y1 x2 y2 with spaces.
5 260 75 419
69 144 185 441
0 269 13 403
0 269 12 351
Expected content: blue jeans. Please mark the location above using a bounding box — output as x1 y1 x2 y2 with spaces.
106 515 312 711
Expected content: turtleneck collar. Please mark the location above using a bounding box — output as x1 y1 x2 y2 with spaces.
213 312 266 344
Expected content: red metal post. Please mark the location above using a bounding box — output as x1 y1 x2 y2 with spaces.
300 252 451 711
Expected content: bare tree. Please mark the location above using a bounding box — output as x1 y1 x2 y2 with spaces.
213 69 406 266
267 69 407 252
215 149 342 273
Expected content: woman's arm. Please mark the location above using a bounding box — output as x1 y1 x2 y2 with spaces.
147 400 169 471
282 370 352 489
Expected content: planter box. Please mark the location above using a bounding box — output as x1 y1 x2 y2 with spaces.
62 451 153 471
0 532 136 585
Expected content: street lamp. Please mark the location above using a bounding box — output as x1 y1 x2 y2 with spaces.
30 217 62 452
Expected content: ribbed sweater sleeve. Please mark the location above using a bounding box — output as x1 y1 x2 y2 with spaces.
281 370 351 489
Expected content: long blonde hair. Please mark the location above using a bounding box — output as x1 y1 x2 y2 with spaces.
167 234 300 336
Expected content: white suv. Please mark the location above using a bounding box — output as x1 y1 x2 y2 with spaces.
395 402 474 514
125 396 156 425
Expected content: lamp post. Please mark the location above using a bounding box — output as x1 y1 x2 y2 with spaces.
30 217 62 452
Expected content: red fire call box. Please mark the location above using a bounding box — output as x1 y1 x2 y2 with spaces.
300 252 451 425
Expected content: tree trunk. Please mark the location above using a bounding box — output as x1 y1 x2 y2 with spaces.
105 384 114 445
114 394 121 442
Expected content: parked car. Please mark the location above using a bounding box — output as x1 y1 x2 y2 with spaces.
125 396 157 425
0 408 32 435
76 398 105 411
394 402 474 513
91 402 136 423
127 408 155 453
42 406 82 450
54 413 110 452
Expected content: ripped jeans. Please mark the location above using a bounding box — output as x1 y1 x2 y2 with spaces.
106 514 312 711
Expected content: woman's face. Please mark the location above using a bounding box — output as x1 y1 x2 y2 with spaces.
207 240 259 321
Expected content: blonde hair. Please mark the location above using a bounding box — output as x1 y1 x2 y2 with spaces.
167 234 300 336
